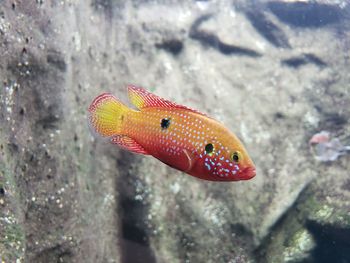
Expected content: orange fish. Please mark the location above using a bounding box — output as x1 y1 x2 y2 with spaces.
88 85 256 181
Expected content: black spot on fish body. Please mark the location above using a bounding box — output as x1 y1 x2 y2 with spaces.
205 143 214 155
161 118 171 129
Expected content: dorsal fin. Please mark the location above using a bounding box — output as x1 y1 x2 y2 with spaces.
127 85 208 117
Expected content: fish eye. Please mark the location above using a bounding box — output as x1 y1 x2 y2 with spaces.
205 143 214 155
161 118 171 129
231 151 241 162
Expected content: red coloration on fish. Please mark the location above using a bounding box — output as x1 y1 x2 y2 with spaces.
309 131 330 145
88 85 256 181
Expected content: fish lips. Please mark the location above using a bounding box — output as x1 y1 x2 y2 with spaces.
239 166 256 180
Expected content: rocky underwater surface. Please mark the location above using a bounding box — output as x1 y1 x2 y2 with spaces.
0 0 350 262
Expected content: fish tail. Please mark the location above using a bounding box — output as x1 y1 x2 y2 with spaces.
88 93 129 137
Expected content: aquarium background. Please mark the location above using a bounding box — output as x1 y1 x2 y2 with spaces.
0 0 350 262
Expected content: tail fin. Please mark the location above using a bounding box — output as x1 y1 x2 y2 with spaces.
88 93 129 137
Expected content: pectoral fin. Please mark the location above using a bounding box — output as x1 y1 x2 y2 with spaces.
158 149 195 172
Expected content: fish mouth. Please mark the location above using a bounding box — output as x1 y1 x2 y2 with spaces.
240 166 256 180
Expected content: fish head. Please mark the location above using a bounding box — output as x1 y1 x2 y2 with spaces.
193 133 256 181
224 146 256 181
216 148 255 181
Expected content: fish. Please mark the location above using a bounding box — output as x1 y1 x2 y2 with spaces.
88 85 256 181
309 131 350 162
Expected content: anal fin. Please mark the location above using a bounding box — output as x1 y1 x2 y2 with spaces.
111 136 149 155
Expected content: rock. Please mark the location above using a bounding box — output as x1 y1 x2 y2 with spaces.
257 163 350 263
0 0 349 262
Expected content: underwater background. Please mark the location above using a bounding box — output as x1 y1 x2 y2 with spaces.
1 0 350 262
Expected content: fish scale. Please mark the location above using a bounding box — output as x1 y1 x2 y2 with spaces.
88 85 256 181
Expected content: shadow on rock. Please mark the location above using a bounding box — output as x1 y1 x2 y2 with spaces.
268 1 347 28
189 14 262 57
116 151 157 263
